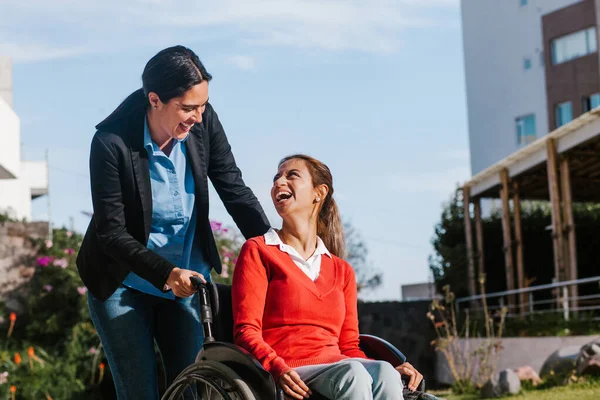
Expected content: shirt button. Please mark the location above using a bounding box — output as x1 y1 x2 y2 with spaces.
174 191 179 196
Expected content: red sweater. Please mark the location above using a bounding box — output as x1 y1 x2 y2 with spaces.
231 236 368 381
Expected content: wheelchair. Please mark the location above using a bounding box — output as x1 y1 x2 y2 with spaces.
162 279 428 400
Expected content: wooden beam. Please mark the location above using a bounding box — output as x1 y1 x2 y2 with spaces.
500 169 516 311
463 186 477 298
474 199 485 283
512 181 526 317
560 156 578 311
546 138 566 306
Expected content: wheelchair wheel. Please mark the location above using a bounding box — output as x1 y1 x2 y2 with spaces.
162 360 257 400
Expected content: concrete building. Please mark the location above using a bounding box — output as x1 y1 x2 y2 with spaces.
0 57 48 220
400 282 440 302
461 0 595 175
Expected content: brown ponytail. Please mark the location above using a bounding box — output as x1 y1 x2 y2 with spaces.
278 155 347 258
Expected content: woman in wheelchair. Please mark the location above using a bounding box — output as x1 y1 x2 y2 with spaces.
231 154 425 400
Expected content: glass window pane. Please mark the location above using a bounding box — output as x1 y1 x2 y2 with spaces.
552 27 598 64
555 102 573 127
516 114 536 145
591 93 600 109
587 27 598 53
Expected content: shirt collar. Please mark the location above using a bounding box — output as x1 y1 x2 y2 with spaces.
143 116 189 154
264 228 332 258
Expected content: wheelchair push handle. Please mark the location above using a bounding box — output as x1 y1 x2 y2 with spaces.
190 276 218 343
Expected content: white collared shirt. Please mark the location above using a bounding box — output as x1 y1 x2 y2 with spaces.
264 228 332 281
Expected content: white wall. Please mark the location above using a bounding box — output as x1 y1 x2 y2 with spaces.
461 0 582 175
0 97 20 179
21 160 48 196
0 178 31 220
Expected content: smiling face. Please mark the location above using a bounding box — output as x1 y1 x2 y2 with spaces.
271 158 328 220
147 80 209 141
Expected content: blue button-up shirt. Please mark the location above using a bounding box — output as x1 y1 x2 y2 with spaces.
122 117 209 299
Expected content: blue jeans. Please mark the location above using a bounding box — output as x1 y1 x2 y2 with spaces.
88 285 203 400
294 359 404 400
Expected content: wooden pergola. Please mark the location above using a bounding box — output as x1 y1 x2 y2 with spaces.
462 108 600 314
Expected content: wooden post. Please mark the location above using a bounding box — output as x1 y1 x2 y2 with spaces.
500 169 516 312
474 199 485 281
546 139 566 307
512 181 526 317
560 156 578 312
463 186 477 298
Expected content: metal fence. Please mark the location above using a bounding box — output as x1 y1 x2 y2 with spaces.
455 276 600 321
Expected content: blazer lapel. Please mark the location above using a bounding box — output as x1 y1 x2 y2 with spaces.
127 116 152 239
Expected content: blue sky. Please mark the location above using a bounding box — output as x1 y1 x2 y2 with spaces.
2 0 468 301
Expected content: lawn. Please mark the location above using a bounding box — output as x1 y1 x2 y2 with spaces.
430 379 600 400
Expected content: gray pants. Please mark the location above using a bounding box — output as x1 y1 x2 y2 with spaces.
294 359 404 400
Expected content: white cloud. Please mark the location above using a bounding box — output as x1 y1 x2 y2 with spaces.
0 0 459 63
227 55 257 71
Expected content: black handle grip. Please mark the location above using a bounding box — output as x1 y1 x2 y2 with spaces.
190 276 204 289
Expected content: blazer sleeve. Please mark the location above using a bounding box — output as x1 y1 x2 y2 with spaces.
204 104 271 239
89 134 175 290
339 261 370 359
232 240 291 381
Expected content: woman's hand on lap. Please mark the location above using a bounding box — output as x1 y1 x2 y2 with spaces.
395 362 423 392
278 370 312 399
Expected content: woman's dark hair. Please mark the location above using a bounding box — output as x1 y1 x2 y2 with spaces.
278 154 346 259
96 45 212 129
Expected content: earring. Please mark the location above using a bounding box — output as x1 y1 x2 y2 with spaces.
153 106 157 110
316 197 321 202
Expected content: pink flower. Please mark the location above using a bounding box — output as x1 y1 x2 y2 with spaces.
222 228 229 233
220 268 229 279
232 257 238 265
223 256 230 263
77 287 88 296
66 231 73 238
45 240 53 248
53 258 69 269
210 221 222 232
0 371 8 384
43 285 53 293
64 248 75 255
89 347 97 355
36 256 52 267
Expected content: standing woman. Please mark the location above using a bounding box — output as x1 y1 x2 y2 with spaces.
76 45 270 399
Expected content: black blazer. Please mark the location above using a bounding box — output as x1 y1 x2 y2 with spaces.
76 103 270 301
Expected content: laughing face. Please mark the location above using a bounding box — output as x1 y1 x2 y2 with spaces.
271 158 327 218
148 80 209 142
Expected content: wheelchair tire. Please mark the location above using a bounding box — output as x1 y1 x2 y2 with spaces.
162 360 257 400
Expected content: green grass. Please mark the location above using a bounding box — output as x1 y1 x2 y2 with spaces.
430 379 600 400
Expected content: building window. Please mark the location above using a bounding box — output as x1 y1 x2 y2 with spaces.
523 57 532 70
516 114 536 145
583 93 600 113
551 27 598 65
555 102 573 127
520 0 528 6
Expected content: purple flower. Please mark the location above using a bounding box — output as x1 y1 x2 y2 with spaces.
64 248 75 255
77 287 88 296
36 256 52 267
43 285 53 293
53 258 69 269
210 221 223 232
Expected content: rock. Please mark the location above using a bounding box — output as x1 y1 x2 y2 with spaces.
481 369 521 398
514 365 541 386
540 345 580 377
576 340 600 376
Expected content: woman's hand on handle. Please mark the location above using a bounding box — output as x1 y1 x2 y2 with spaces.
278 370 312 399
166 268 205 298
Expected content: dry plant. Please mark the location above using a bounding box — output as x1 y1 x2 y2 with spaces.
428 273 507 393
